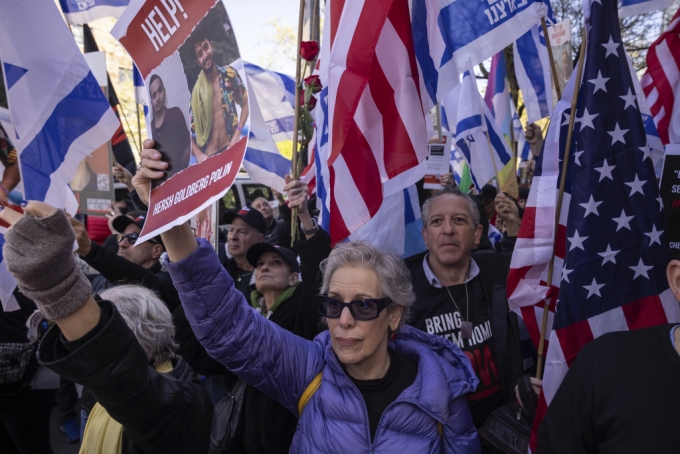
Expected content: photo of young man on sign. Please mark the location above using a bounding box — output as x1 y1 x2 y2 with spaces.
112 0 250 243
179 3 249 164
149 73 191 183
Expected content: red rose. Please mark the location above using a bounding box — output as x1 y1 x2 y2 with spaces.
303 75 322 94
300 41 320 61
301 94 318 110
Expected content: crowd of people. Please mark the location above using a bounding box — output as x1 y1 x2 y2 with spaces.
0 123 679 454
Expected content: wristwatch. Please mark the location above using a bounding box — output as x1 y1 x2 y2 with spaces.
300 218 319 236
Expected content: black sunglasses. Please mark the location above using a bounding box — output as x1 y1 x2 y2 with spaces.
117 232 158 246
317 295 391 321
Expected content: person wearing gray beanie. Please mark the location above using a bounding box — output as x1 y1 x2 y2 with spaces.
3 206 91 321
0 202 213 454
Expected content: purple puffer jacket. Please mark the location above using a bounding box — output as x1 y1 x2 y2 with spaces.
168 240 481 453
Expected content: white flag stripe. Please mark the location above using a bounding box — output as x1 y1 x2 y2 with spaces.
333 154 372 232
656 40 680 93
326 0 367 170
354 83 388 181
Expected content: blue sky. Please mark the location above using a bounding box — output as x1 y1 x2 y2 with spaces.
226 0 300 75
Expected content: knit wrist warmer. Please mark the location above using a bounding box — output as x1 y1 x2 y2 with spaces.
3 209 92 320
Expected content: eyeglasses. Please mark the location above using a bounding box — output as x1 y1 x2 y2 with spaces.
117 232 158 246
317 295 391 321
117 232 140 244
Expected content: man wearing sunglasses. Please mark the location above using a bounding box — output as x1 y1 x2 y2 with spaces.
69 214 179 312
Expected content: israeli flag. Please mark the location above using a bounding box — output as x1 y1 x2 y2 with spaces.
454 72 512 189
488 224 503 247
513 25 553 123
411 0 550 109
242 63 296 192
58 0 129 25
133 64 148 116
513 108 532 161
0 0 118 310
484 51 512 140
620 0 675 17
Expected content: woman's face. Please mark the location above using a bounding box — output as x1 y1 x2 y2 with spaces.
255 252 296 293
326 267 402 370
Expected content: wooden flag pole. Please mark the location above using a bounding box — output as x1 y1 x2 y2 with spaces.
541 18 563 102
136 103 143 153
290 0 307 246
535 29 587 380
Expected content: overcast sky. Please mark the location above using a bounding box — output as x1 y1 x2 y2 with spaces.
226 0 300 75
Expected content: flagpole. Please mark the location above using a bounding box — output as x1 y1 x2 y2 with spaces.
536 29 587 380
436 103 442 141
136 103 143 154
290 0 307 246
541 18 563 102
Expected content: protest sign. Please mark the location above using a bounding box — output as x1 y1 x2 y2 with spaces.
424 136 450 189
71 52 115 216
659 145 680 257
547 19 572 95
112 0 249 243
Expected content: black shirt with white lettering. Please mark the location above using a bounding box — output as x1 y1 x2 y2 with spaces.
409 264 502 428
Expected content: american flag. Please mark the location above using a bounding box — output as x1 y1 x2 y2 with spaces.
313 0 427 245
507 0 680 449
641 7 680 146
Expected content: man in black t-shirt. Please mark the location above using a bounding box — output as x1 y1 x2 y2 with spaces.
536 255 680 453
405 188 524 432
149 74 190 185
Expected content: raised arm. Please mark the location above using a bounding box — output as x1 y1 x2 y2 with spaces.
133 141 326 414
0 203 212 453
284 178 332 339
69 216 180 310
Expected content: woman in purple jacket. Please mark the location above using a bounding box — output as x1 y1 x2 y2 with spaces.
135 142 481 453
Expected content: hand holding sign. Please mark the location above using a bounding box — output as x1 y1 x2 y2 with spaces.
132 140 169 207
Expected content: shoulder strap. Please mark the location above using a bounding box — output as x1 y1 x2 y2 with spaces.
297 372 322 415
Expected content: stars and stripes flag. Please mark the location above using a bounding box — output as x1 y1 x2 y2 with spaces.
508 0 680 448
507 0 680 449
313 0 428 245
641 8 680 145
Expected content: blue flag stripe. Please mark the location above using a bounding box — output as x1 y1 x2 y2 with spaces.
244 148 291 178
516 31 550 117
20 71 110 201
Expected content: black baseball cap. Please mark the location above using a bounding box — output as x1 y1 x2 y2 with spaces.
246 243 300 273
224 208 267 234
112 214 146 233
112 214 163 247
481 184 498 204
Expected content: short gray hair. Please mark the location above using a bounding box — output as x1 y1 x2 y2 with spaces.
320 241 414 330
99 285 177 366
421 188 481 227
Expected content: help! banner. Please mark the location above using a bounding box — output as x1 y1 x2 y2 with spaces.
112 0 250 243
